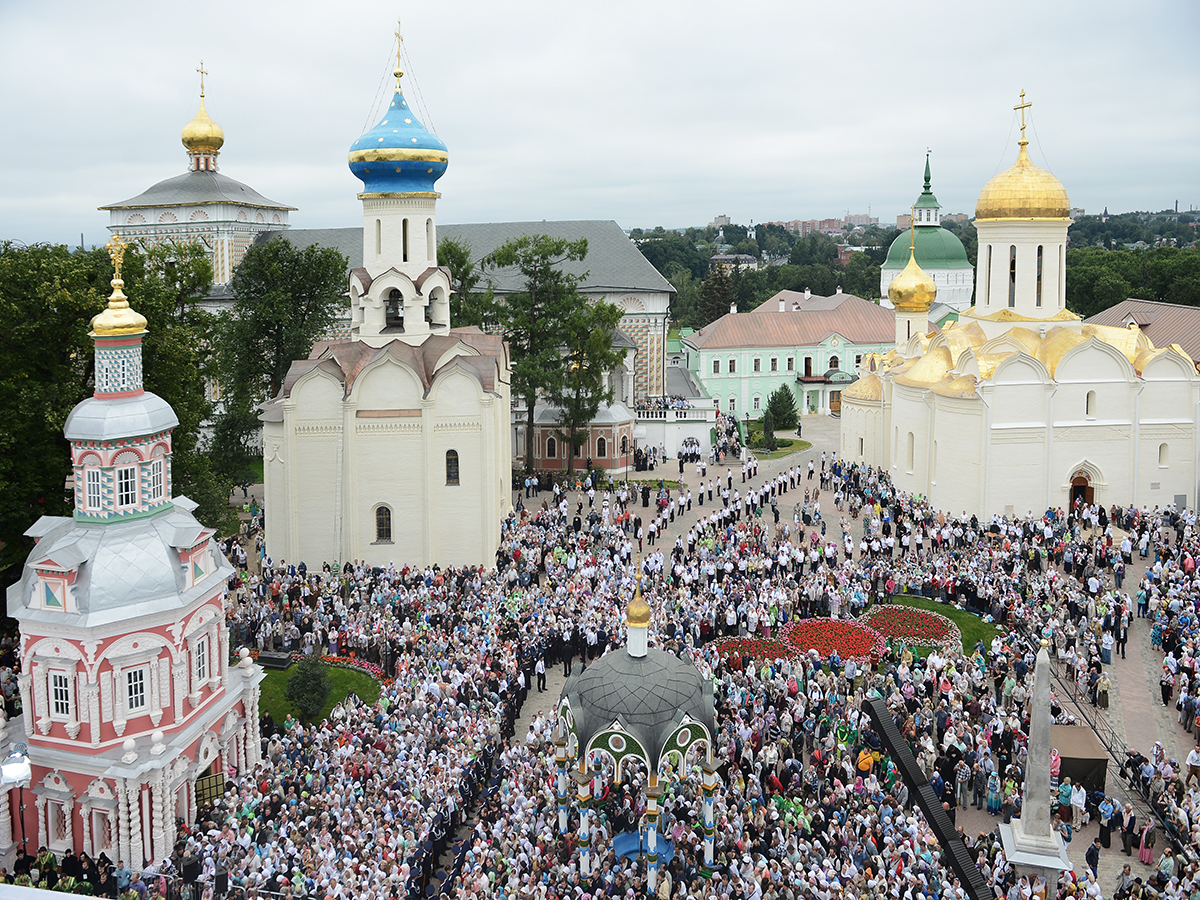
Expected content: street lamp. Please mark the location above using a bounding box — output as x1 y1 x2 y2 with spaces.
1 745 31 854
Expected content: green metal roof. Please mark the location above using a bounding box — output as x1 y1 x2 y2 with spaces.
882 226 972 270
912 154 940 209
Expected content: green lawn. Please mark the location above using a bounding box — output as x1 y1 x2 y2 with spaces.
249 458 264 484
259 664 381 723
890 595 1000 654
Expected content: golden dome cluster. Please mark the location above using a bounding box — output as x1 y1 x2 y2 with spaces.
181 98 225 155
889 247 937 313
975 143 1070 220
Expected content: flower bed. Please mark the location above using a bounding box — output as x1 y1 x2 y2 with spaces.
247 650 391 686
780 618 885 664
858 605 962 652
713 637 795 661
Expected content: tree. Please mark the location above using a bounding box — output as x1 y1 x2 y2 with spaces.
666 265 701 329
285 656 331 721
218 237 348 400
761 408 777 451
766 384 798 431
479 235 589 471
547 299 626 473
698 266 735 325
212 237 347 482
438 235 490 327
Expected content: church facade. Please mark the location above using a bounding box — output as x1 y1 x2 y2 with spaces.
4 237 262 868
260 55 512 570
842 101 1200 516
100 73 294 290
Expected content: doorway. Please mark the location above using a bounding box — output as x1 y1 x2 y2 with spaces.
1070 474 1093 507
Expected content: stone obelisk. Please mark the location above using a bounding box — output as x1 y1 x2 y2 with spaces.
1000 641 1071 886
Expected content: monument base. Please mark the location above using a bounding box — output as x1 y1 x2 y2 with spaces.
1000 818 1072 886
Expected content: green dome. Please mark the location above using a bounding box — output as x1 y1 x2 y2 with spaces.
882 226 972 271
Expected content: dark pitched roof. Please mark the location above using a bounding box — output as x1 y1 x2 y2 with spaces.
272 220 674 296
1086 298 1200 362
102 170 294 211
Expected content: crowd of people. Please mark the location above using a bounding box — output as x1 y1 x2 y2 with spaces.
635 396 696 412
33 437 1200 900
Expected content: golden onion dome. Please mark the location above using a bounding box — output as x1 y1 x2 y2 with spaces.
91 279 148 337
181 98 225 154
889 247 936 312
975 142 1069 220
627 582 651 628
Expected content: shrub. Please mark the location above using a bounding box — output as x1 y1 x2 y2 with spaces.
766 385 798 431
285 656 331 721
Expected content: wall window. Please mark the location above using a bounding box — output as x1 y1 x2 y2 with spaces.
855 354 863 368
195 637 208 684
753 358 761 373
1036 245 1044 307
728 396 736 412
984 245 992 306
786 357 794 372
51 672 71 719
712 359 720 375
126 668 147 712
1008 245 1017 307
402 218 409 263
1085 390 1097 417
375 219 381 256
426 218 434 260
728 359 736 374
116 465 137 507
85 469 101 510
621 435 628 454
149 459 164 501
597 436 607 457
804 357 813 377
753 395 761 411
906 432 915 473
546 436 557 459
829 356 839 370
445 450 460 485
375 506 392 542
1159 443 1169 467
858 437 864 457
770 358 778 372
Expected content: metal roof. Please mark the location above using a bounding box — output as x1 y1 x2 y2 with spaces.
1087 299 1200 364
101 170 295 211
274 220 674 296
687 292 895 350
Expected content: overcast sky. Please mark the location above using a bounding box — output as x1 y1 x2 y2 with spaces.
3 0 1198 248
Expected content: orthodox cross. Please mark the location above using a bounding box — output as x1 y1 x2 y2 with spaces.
197 60 207 98
394 19 405 87
105 232 129 281
1014 90 1032 142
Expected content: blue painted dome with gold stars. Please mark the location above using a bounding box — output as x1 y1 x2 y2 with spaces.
348 88 448 194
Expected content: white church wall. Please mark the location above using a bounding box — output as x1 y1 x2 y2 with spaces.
929 400 985 516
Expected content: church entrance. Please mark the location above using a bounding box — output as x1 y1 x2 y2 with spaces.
195 761 225 811
1070 473 1094 508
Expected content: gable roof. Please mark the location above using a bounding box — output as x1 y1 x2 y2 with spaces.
271 220 674 296
1086 298 1200 364
687 292 895 350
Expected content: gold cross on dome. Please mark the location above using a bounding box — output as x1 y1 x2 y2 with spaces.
393 19 405 87
106 232 129 281
1014 90 1032 143
197 60 207 98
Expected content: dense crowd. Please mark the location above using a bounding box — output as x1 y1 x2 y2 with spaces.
30 444 1200 900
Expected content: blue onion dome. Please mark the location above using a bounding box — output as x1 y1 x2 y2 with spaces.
348 87 448 194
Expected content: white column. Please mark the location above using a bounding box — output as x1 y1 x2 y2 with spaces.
35 796 46 851
127 781 143 868
115 777 130 869
80 805 91 858
18 675 33 737
85 682 100 747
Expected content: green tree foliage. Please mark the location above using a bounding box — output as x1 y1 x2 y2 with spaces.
1065 246 1200 318
438 235 490 327
479 235 589 471
839 252 881 300
635 229 708 280
760 408 777 451
212 237 347 483
285 656 331 721
547 300 626 473
665 266 701 329
698 266 736 325
789 233 839 267
766 384 798 431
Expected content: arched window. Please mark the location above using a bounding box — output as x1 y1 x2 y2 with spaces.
621 435 628 454
445 450 459 485
402 218 409 263
597 436 607 457
906 431 915 473
1085 390 1097 417
375 506 392 543
1036 245 1044 307
546 436 557 459
1160 443 1169 467
375 219 381 256
386 288 404 330
984 245 992 306
829 356 839 370
1008 245 1017 307
426 218 434 261
858 437 864 458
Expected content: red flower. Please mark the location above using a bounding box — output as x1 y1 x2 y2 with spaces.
779 619 885 664
858 606 962 652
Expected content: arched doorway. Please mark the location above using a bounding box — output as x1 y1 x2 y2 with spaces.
1070 471 1093 507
